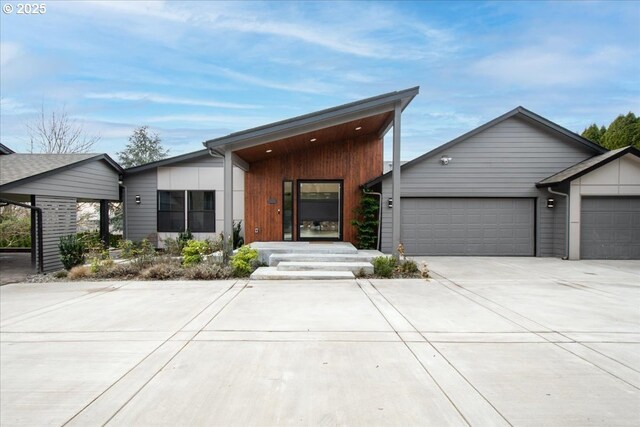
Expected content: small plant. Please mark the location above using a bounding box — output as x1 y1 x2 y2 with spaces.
397 242 406 260
184 262 233 280
141 263 184 280
182 240 212 266
90 256 114 274
398 259 419 275
68 265 92 280
53 270 68 279
161 237 182 256
419 261 430 279
59 234 86 270
119 239 135 259
372 256 397 278
233 220 244 249
230 245 259 277
350 192 379 250
133 239 156 267
177 230 193 249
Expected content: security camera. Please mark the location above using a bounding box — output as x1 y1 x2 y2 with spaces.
440 156 452 165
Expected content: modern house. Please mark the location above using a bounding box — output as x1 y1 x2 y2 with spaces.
122 91 639 261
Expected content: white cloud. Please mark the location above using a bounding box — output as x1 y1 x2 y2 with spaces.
471 45 627 86
212 67 337 95
0 98 37 115
84 92 260 109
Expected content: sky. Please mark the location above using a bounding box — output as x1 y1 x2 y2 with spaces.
1 0 639 162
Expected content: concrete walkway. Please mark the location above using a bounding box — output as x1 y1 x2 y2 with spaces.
1 258 639 426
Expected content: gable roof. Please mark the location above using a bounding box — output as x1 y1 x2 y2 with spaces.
0 143 15 155
0 153 122 190
364 106 607 188
123 149 210 175
204 87 419 153
536 145 639 188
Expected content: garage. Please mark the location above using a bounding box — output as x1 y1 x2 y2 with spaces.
400 198 535 256
580 197 640 260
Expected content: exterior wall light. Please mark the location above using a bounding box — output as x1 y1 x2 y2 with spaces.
547 198 555 208
135 195 141 205
388 198 393 209
440 156 452 165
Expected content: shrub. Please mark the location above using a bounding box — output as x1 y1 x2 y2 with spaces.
93 262 141 279
119 239 135 259
134 239 156 266
141 263 183 280
77 230 104 251
0 213 31 248
398 259 419 275
53 270 68 279
233 220 244 249
230 245 259 277
59 234 86 270
418 261 430 279
182 240 212 266
372 256 397 278
68 265 92 280
161 237 182 256
177 230 193 249
350 192 379 249
90 256 114 274
184 262 233 280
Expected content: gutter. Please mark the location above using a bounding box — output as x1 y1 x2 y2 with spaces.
547 187 569 260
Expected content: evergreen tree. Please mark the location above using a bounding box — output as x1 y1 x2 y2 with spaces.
117 126 169 168
581 123 606 144
601 112 640 150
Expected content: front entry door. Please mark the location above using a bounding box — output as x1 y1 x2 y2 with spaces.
297 180 342 241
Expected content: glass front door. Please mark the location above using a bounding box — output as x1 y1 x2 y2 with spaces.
297 181 342 240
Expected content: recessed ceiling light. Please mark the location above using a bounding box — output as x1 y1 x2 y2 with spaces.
355 126 362 131
266 149 273 153
310 138 317 142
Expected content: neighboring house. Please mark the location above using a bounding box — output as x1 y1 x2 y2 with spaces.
0 152 122 271
122 149 244 248
365 107 640 260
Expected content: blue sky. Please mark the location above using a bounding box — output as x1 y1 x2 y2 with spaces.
1 0 639 161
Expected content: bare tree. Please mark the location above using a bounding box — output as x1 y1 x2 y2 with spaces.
27 105 100 153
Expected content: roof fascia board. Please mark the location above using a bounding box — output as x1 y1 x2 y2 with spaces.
124 149 210 175
0 154 121 192
536 146 640 188
205 87 419 152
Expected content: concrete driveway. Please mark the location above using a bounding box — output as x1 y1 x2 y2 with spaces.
1 258 639 426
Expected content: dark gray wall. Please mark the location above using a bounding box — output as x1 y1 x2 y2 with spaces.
124 170 158 244
5 160 120 201
380 115 595 255
35 196 76 272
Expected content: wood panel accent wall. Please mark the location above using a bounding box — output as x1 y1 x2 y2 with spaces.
244 134 382 244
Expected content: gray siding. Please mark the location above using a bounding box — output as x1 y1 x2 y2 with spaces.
380 116 593 254
124 170 158 244
5 160 120 200
173 156 223 167
35 196 76 272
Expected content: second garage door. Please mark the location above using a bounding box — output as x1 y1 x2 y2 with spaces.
401 198 535 256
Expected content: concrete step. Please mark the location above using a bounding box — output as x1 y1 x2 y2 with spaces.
250 267 355 280
277 261 374 275
269 252 381 266
250 242 359 264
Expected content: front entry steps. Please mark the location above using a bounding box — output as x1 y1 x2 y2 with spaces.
249 242 383 280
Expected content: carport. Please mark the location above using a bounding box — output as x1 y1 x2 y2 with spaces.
0 152 123 272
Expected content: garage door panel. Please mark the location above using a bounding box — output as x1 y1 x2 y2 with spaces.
581 197 640 260
401 198 535 256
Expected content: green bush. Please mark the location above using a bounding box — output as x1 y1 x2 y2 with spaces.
350 192 379 249
133 239 156 267
0 215 31 248
182 240 212 266
141 262 184 280
230 245 259 277
372 256 397 278
233 220 244 249
119 239 135 259
177 230 193 249
59 234 86 270
398 259 419 274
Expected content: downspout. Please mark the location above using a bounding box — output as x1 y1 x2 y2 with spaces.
121 184 128 240
363 189 383 252
547 187 569 260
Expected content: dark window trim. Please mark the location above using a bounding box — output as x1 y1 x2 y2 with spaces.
296 179 343 242
188 190 216 233
282 180 294 241
157 190 186 233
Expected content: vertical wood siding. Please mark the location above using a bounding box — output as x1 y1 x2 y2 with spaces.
380 116 595 255
244 134 382 244
35 196 76 272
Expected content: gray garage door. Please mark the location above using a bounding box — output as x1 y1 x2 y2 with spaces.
401 198 535 256
580 197 640 260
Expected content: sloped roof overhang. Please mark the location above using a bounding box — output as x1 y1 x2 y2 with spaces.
203 87 419 158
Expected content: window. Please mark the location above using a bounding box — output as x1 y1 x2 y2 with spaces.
188 191 215 232
158 191 185 232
